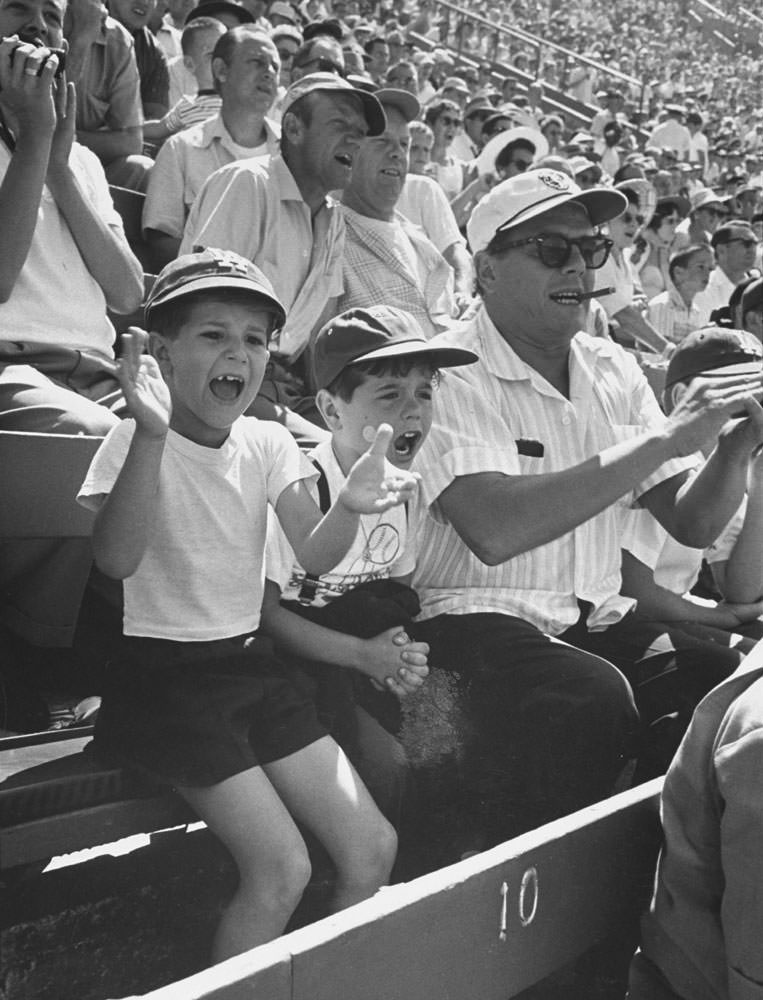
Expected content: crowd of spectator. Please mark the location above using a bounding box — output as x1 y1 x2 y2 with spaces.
3 0 763 985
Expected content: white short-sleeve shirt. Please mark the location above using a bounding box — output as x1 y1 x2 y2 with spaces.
78 417 314 640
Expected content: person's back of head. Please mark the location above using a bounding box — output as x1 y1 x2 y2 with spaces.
662 324 763 413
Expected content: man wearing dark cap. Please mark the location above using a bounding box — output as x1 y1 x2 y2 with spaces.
450 96 493 161
181 73 385 437
404 170 763 838
694 220 760 325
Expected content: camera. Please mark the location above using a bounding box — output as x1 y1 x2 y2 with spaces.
3 36 66 77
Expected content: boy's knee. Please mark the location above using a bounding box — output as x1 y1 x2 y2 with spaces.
363 817 398 881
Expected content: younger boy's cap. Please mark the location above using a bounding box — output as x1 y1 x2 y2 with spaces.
664 326 763 390
281 72 385 136
145 248 286 329
313 306 478 388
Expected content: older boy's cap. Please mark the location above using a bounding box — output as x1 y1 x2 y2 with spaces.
467 169 627 254
664 326 763 390
741 277 763 318
281 72 385 135
185 0 254 24
313 306 477 388
374 87 420 122
567 155 602 177
145 249 286 329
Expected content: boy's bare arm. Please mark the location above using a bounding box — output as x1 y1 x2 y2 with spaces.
275 424 418 577
92 331 170 579
260 581 428 697
0 40 56 301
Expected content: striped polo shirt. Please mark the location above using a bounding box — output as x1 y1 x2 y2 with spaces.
411 305 695 634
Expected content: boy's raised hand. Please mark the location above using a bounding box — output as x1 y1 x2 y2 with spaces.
339 424 419 514
116 329 172 439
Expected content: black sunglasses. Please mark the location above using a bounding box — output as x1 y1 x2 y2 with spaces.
439 115 462 128
493 232 613 269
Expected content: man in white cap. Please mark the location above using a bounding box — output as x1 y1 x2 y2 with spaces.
180 72 385 438
405 169 763 836
672 187 729 252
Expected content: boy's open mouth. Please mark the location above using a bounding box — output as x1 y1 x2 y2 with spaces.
210 375 244 401
393 430 421 459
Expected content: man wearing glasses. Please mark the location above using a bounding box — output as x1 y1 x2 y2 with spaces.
406 169 763 839
694 220 760 325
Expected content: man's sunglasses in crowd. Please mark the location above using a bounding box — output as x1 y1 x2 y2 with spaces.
492 232 613 269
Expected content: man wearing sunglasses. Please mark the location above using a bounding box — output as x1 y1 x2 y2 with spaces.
406 169 763 840
694 220 760 326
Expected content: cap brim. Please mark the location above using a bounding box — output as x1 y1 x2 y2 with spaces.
145 275 286 326
476 127 550 176
347 338 478 370
374 87 421 123
665 358 762 389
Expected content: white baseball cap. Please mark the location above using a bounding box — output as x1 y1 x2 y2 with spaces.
467 168 627 254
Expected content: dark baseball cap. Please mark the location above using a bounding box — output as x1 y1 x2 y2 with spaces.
313 306 478 389
664 325 763 390
145 249 286 330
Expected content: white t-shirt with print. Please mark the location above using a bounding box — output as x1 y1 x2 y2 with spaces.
266 438 415 608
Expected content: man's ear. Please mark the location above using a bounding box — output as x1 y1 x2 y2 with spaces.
474 250 496 291
315 388 341 429
211 56 226 86
281 110 304 146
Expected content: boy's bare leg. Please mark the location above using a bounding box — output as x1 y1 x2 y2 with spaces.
177 767 313 964
265 735 398 913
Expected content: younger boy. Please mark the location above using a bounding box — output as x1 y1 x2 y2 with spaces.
262 306 476 807
77 251 418 964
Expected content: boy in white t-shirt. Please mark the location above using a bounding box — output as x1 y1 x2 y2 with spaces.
77 250 420 964
262 306 476 775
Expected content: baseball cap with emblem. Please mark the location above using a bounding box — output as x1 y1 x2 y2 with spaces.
281 72 386 135
145 249 286 331
664 326 763 391
467 169 627 254
312 306 478 390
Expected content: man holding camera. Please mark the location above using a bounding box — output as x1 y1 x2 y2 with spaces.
0 0 142 652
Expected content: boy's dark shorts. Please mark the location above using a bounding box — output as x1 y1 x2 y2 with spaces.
94 632 326 788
